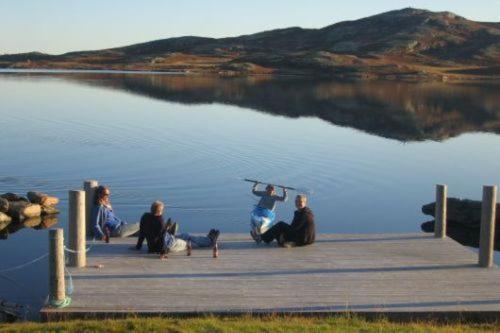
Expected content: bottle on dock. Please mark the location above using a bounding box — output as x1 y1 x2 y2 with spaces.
213 243 219 258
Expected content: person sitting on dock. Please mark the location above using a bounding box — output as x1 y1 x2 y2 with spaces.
134 200 167 253
252 194 315 247
250 182 287 241
91 185 140 243
159 223 220 259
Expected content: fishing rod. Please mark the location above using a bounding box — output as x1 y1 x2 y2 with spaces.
243 178 297 191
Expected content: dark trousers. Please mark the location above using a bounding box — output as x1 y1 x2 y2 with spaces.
261 221 298 244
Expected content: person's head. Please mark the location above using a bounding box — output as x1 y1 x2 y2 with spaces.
150 200 164 216
265 184 275 195
95 186 111 205
295 194 307 209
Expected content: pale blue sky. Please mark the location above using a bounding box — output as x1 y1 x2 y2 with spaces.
1 0 499 55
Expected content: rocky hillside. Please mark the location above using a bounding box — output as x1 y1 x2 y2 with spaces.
1 8 499 80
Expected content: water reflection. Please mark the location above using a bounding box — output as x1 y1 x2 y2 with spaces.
29 73 500 142
0 215 58 240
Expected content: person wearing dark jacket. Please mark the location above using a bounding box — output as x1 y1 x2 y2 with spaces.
135 201 166 253
257 194 315 246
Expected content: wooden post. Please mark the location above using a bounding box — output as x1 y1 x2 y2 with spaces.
49 228 65 304
478 185 497 268
68 190 86 267
83 180 98 238
434 184 447 239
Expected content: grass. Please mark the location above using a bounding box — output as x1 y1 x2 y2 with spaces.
0 315 499 333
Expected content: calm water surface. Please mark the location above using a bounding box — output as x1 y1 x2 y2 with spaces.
0 72 499 317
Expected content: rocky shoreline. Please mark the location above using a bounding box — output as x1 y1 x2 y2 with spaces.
421 198 499 250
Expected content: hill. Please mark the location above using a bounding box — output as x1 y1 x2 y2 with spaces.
1 8 499 80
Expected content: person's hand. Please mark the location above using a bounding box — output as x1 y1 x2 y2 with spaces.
282 187 287 193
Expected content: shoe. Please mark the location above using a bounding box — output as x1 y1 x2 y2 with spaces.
208 229 220 247
278 234 285 246
250 230 262 244
282 241 296 248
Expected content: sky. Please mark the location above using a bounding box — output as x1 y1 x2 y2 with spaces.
1 0 499 55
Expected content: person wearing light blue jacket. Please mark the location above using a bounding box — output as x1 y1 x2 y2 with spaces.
91 186 140 242
250 182 287 241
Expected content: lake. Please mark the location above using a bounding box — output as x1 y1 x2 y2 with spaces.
0 71 499 318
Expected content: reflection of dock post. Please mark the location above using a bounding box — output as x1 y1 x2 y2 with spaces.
479 185 497 268
83 180 98 238
435 184 447 239
68 190 86 267
49 228 65 305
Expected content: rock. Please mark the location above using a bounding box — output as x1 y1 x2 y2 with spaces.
27 191 59 206
0 198 8 213
0 218 12 232
7 202 41 220
21 216 42 228
35 216 59 230
41 205 60 216
421 197 499 250
0 193 28 202
422 198 499 227
0 212 11 224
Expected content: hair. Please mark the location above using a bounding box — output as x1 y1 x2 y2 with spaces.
296 194 307 203
94 185 109 205
150 200 164 215
266 184 275 192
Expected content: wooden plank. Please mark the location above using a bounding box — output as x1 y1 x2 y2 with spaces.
40 233 500 321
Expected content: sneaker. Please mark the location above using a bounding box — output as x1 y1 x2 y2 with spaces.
278 234 285 246
208 229 220 246
282 241 296 248
250 230 262 244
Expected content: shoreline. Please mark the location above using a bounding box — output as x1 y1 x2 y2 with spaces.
1 67 499 84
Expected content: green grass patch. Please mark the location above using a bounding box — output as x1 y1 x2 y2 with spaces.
0 315 498 333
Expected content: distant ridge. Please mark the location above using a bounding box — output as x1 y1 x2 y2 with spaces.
1 8 499 80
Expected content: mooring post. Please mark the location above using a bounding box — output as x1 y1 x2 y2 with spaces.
49 228 65 305
83 180 98 238
478 185 497 268
435 184 447 239
68 190 86 267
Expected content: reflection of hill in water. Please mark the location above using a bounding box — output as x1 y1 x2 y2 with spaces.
55 74 500 141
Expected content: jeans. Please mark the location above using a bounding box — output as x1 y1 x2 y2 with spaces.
110 222 140 238
261 221 299 244
168 233 214 253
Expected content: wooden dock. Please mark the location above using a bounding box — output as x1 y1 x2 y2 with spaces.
40 233 500 321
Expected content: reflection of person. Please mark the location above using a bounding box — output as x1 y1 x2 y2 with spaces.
254 195 315 247
91 186 140 242
250 182 287 239
159 225 220 259
135 201 166 253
